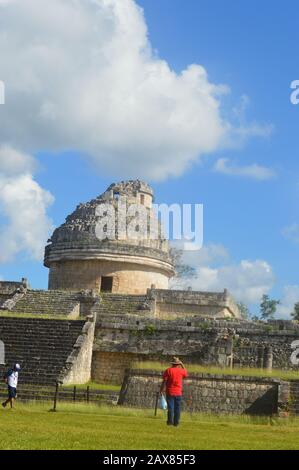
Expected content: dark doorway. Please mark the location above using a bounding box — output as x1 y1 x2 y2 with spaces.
101 276 113 292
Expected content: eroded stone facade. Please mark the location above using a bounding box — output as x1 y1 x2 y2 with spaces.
44 180 174 294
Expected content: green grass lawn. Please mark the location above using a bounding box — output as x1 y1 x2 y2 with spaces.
63 381 121 392
133 361 299 381
0 403 299 450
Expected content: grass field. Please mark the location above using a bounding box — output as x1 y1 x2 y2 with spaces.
133 361 299 381
0 403 299 450
63 381 121 391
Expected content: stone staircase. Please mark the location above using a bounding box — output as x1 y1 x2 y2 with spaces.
11 290 81 317
289 380 299 415
95 294 152 316
0 294 13 308
0 317 85 385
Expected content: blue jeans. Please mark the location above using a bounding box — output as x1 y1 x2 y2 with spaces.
166 395 182 426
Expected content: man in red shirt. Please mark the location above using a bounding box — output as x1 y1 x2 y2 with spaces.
160 357 188 427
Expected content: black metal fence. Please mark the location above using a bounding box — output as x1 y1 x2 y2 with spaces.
0 382 119 410
0 383 193 415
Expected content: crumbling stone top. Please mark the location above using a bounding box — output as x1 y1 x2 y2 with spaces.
106 180 154 198
44 180 173 270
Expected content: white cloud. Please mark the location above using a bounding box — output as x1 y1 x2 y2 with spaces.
171 243 274 304
0 0 271 181
230 123 274 141
0 145 36 175
191 260 274 304
214 158 276 180
0 146 54 264
282 224 299 244
276 285 299 319
178 242 230 266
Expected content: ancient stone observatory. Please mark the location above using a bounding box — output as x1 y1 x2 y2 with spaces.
44 180 174 294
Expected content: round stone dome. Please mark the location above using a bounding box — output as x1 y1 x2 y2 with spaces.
44 180 174 294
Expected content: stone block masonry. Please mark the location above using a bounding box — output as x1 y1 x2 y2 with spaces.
150 288 240 318
59 314 96 384
91 351 161 384
93 314 299 385
92 352 135 384
48 260 169 294
119 369 283 416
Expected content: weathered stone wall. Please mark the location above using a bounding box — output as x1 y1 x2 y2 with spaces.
92 315 299 384
60 315 96 385
155 302 230 318
48 259 169 294
93 315 236 384
91 351 161 384
0 280 26 294
233 327 299 370
92 352 136 384
149 289 240 319
119 369 282 415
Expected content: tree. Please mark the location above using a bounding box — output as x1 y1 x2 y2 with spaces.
291 302 299 321
169 247 196 287
251 315 260 322
260 294 280 320
237 302 250 320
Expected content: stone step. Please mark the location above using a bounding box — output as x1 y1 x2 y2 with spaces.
0 317 85 385
0 339 83 345
2 349 80 357
11 290 81 317
95 294 151 316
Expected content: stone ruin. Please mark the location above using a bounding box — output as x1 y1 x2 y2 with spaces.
44 179 174 294
0 180 298 407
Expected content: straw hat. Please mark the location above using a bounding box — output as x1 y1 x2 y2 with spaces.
170 357 181 365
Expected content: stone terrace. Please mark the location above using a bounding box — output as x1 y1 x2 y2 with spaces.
0 317 85 385
11 290 81 318
94 293 152 316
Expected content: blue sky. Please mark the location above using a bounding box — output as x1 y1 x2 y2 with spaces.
0 0 298 317
137 0 299 313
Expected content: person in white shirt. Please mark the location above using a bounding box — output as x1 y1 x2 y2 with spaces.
2 363 21 409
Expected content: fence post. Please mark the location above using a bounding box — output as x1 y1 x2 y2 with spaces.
188 394 193 418
51 382 59 412
87 386 90 404
73 386 76 403
154 391 159 416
